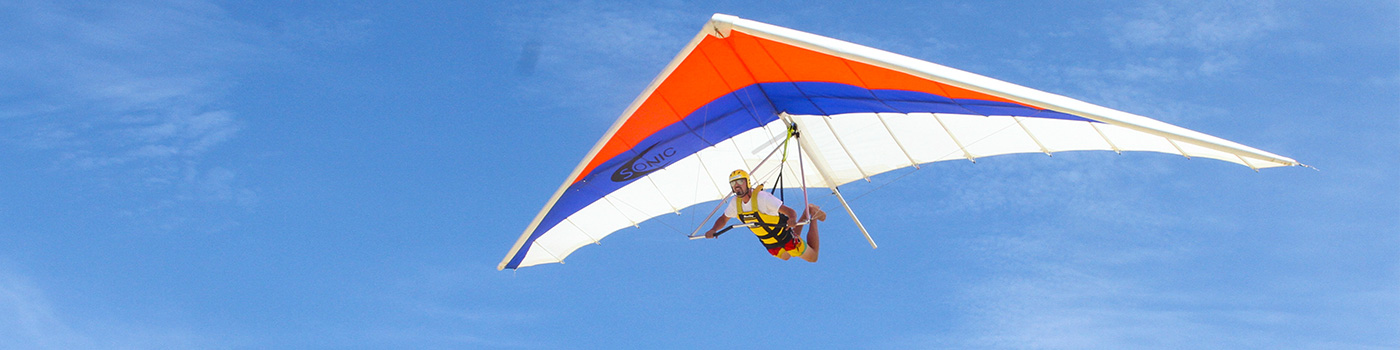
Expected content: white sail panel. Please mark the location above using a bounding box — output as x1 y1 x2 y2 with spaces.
884 113 971 163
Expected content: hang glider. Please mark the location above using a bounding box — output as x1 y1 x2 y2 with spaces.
499 14 1300 270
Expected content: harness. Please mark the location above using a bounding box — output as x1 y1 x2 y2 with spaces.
734 195 793 251
686 118 877 249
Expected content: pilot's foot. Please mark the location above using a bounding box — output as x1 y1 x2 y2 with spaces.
807 204 827 221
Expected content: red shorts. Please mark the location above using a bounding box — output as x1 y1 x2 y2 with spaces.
766 236 807 257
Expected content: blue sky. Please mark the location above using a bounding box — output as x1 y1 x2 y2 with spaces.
0 0 1395 349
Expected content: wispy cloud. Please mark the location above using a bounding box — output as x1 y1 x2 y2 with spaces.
0 1 262 226
942 243 1395 349
983 1 1290 130
500 1 695 115
323 266 554 348
1108 1 1282 52
1102 0 1283 80
0 269 91 349
0 267 219 349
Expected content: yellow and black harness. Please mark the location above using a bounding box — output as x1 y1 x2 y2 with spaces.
734 195 795 252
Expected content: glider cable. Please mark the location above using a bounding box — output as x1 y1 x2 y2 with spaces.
687 125 808 240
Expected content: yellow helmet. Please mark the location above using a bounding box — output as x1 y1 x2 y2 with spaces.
728 169 749 183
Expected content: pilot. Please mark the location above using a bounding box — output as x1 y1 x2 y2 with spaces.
704 169 826 262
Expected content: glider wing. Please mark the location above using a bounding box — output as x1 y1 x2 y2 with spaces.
499 14 1299 270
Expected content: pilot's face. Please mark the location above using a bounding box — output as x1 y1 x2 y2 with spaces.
730 178 749 196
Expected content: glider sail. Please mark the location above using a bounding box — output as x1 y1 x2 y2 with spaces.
499 14 1300 270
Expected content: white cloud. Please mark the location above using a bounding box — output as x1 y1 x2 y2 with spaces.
879 203 1400 350
979 2 1292 130
1108 1 1282 51
1367 71 1400 88
500 1 695 115
0 1 252 158
949 268 1393 349
276 16 373 49
0 1 261 219
1101 0 1284 80
0 270 92 349
0 267 220 349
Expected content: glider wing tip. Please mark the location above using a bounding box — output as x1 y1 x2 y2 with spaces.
497 258 516 271
709 13 739 37
710 13 739 22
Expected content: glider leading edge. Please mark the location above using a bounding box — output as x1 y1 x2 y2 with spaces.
499 14 1301 270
